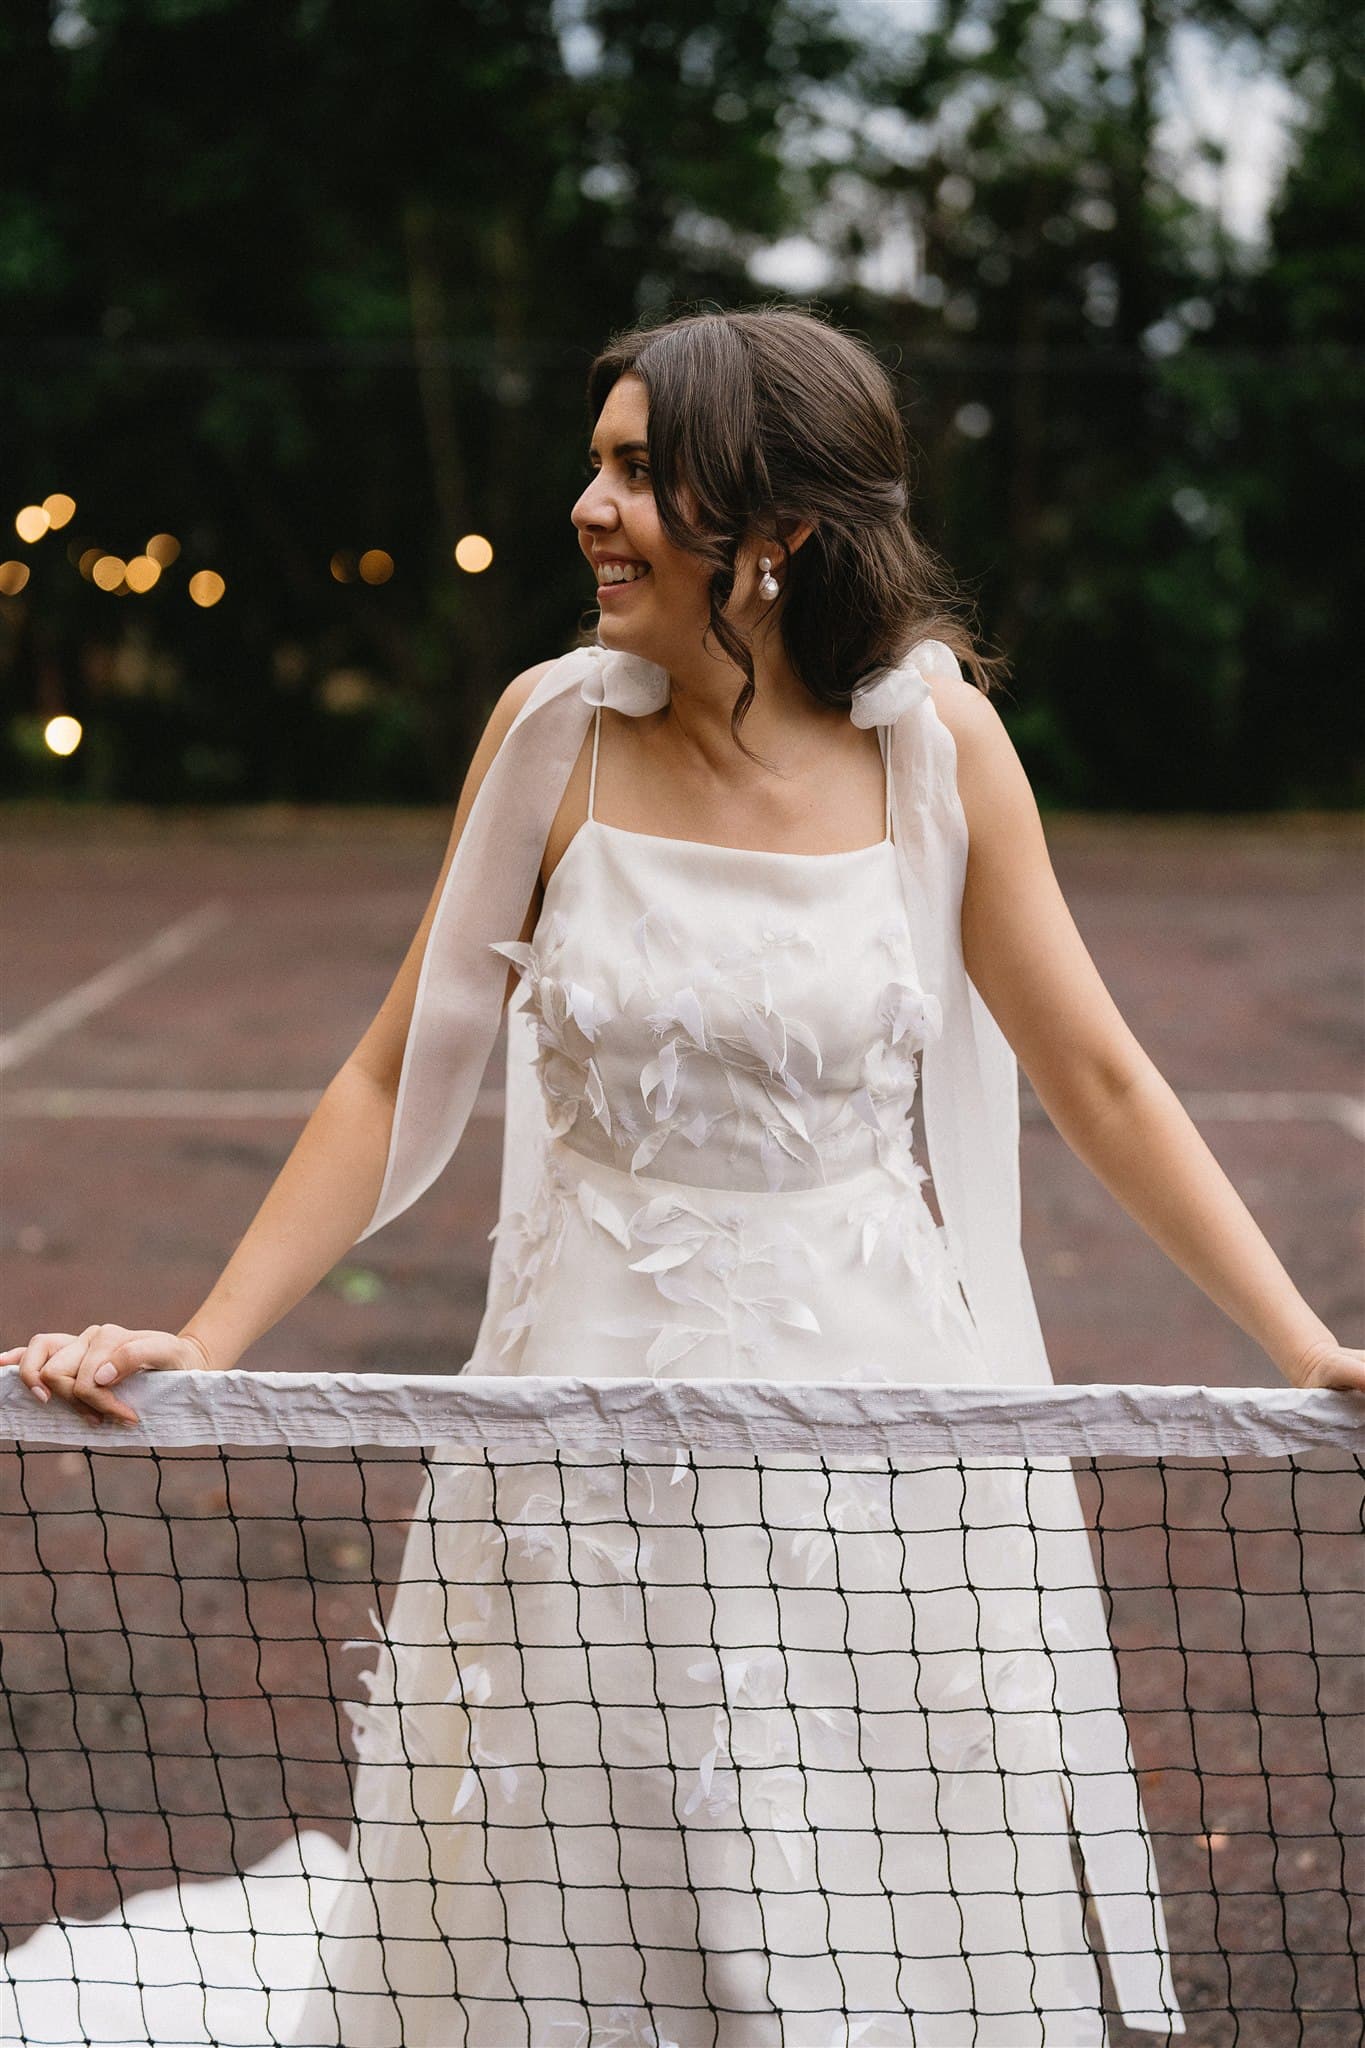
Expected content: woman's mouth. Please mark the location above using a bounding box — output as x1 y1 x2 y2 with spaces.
595 560 651 589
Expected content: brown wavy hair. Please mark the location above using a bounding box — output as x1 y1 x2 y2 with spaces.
586 303 1007 747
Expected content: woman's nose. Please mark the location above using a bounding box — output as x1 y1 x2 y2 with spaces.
571 473 619 533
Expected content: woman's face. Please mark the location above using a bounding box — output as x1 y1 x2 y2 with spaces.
571 373 717 670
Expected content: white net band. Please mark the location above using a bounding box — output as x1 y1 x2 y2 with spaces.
3 1369 1360 1458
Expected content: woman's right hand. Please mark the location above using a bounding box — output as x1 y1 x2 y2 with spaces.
0 1325 218 1428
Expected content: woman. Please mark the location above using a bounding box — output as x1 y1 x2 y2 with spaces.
7 306 1362 2046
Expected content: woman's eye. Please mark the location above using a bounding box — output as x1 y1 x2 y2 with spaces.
579 459 650 483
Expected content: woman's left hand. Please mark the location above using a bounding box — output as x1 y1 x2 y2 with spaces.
1287 1338 1365 1392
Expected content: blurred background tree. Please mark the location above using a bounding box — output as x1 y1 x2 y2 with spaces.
1 0 1360 807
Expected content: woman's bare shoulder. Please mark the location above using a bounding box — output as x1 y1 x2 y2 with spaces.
922 662 1036 848
923 660 1003 753
484 656 564 744
457 655 569 793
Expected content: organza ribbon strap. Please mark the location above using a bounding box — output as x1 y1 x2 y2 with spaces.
871 640 1052 1389
358 646 601 1239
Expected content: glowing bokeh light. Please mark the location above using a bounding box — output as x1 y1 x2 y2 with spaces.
0 560 31 596
44 715 82 757
15 506 50 544
454 533 494 574
43 493 76 530
92 555 127 591
77 547 103 579
124 554 162 593
329 550 356 583
146 532 180 567
188 569 226 607
358 549 394 585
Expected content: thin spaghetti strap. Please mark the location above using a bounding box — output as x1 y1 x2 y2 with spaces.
587 703 602 821
881 726 893 843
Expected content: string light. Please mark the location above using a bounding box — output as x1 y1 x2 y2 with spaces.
15 506 50 544
42 493 76 530
454 533 494 573
0 561 30 595
44 715 82 757
358 549 393 585
124 555 161 593
92 555 126 591
146 533 180 566
329 550 356 583
188 570 225 607
77 547 103 580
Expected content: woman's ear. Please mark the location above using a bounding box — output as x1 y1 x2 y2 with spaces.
776 516 815 565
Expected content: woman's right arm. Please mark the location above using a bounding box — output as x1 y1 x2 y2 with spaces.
3 660 558 1426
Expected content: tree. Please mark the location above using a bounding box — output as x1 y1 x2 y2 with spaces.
1 0 854 799
1 0 1357 805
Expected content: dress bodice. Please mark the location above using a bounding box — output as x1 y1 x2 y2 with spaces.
480 708 982 1380
361 634 1054 1398
492 717 943 1198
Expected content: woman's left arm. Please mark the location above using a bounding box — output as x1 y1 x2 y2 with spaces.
933 672 1364 1392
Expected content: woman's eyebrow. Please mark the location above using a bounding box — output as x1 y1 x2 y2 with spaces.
587 439 649 461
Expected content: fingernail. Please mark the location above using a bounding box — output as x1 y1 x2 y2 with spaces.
93 1363 117 1385
32 1387 49 1403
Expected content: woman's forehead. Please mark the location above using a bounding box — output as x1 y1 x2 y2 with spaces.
592 373 648 442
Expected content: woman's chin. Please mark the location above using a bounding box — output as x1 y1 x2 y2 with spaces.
594 611 650 656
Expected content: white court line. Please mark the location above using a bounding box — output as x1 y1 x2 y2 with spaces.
2 1085 508 1119
0 901 231 1074
1 1086 1361 1138
1179 1089 1365 1143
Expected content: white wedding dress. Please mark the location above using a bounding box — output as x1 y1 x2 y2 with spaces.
289 707 1181 2047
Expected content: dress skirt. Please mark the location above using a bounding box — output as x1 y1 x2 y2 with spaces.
287 1150 1180 2047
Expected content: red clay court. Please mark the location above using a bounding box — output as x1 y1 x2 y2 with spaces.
3 806 1359 1387
1 807 1361 2047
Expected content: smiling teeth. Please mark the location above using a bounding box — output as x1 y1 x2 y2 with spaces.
598 562 649 584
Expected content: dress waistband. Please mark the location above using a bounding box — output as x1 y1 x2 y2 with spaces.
547 1134 925 1211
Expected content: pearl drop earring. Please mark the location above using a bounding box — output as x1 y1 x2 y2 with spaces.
758 555 779 601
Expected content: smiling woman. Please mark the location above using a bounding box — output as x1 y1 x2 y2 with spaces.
277 308 1204 2048
9 304 1360 2048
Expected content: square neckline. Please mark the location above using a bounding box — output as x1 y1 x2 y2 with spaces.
582 702 895 860
540 810 899 915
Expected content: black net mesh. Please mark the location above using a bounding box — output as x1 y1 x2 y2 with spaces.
1 1378 1361 2048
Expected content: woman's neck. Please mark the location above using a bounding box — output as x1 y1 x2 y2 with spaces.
649 625 840 775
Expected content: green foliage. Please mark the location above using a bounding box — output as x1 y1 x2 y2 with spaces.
1 0 1359 807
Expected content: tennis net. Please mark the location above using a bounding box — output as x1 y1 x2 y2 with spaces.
1 1372 1361 2047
